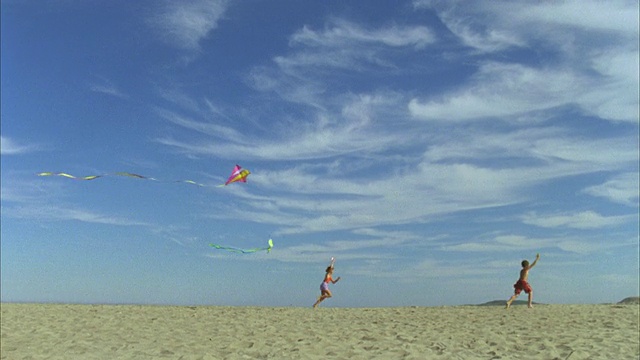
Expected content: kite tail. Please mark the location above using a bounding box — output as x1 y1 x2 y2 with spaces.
38 164 250 188
209 239 273 254
37 172 102 180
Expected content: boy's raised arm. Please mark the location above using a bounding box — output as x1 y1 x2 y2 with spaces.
530 253 540 268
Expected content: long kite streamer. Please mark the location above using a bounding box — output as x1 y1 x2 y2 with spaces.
209 238 273 254
37 165 250 188
37 171 204 186
37 172 104 181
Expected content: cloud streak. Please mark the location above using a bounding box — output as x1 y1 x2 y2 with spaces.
4 204 150 226
0 136 39 155
582 173 640 207
411 0 639 123
148 0 229 51
155 93 414 161
521 211 636 230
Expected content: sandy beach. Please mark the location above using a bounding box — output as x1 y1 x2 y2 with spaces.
1 303 638 359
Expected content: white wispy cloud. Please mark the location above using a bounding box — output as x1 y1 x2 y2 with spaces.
408 63 588 121
155 108 245 141
90 83 127 98
411 0 639 123
422 128 637 175
1 171 150 226
582 173 640 207
148 0 229 51
5 204 150 226
155 93 411 161
272 19 436 83
415 2 524 53
416 0 638 48
290 19 435 49
408 59 639 123
493 0 638 35
581 49 639 122
521 211 635 229
0 136 39 155
442 234 545 252
440 233 630 255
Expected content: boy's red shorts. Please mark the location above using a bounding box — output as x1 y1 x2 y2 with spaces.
513 279 532 295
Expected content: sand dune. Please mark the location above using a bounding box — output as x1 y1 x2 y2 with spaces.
2 303 638 359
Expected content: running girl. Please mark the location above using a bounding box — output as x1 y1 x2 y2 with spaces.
313 264 341 308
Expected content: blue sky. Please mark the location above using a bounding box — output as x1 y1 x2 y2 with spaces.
1 0 638 307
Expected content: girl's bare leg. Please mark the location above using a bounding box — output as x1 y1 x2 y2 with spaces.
313 290 332 308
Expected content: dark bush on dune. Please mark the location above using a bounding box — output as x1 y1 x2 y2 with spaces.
617 297 640 305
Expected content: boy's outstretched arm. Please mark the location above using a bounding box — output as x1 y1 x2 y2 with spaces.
530 253 540 268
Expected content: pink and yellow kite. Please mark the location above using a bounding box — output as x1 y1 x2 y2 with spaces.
223 164 251 186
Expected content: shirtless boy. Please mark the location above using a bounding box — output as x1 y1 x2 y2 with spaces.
506 253 540 309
